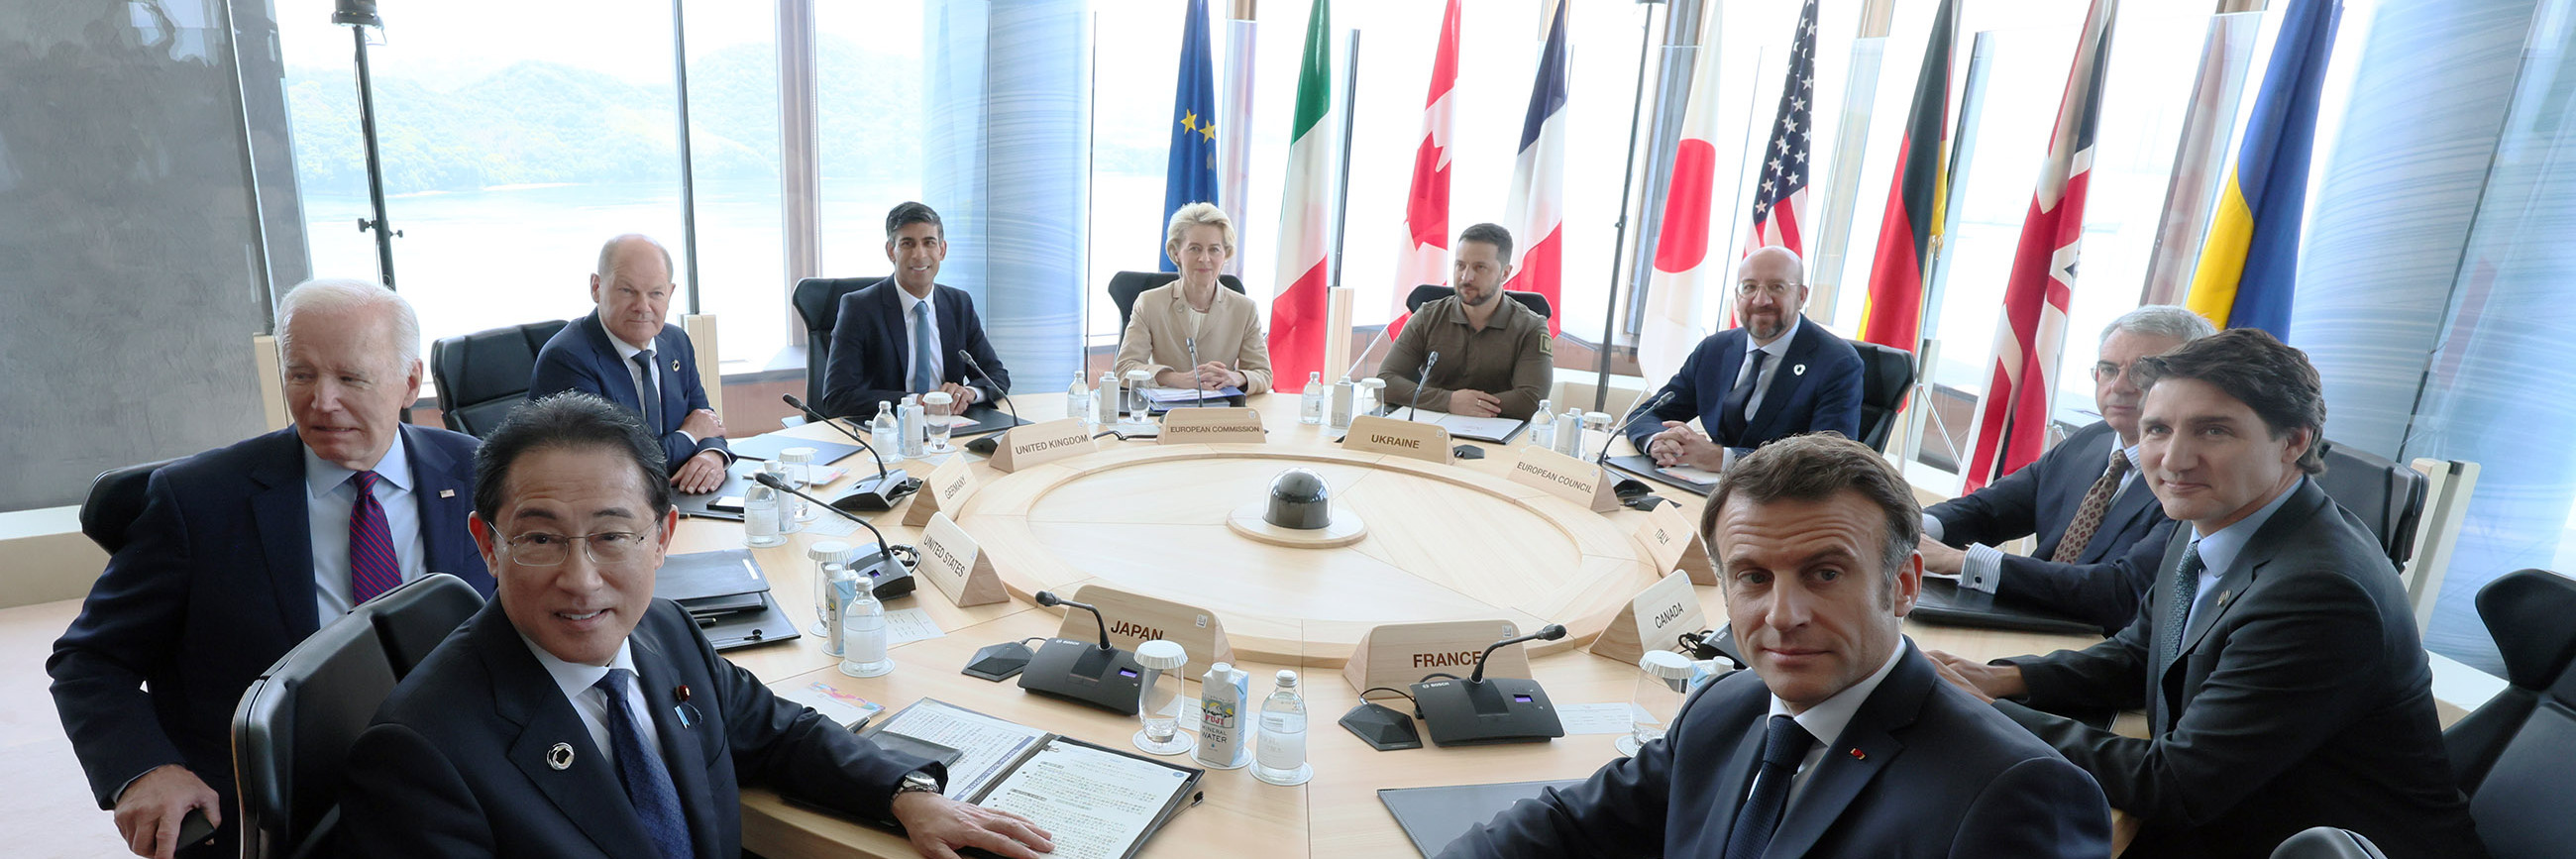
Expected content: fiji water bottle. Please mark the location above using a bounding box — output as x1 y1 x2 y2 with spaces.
1194 662 1251 770
1252 670 1312 786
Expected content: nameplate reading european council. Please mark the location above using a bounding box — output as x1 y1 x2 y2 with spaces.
1341 415 1451 464
903 455 981 526
1507 445 1622 512
987 417 1096 473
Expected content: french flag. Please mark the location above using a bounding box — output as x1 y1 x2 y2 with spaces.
1503 0 1568 338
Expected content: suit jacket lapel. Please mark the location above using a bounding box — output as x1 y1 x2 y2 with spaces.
1710 332 1748 425
249 429 321 636
581 312 646 412
630 619 723 858
1703 711 1769 850
401 425 478 580
479 607 665 858
1764 647 1922 857
2176 482 2324 663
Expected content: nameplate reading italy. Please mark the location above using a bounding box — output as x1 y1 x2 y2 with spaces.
987 417 1095 473
1589 570 1704 665
1507 445 1622 512
1342 415 1451 464
1342 619 1535 695
1157 406 1266 445
1636 496 1717 585
1056 584 1234 677
902 455 981 527
915 511 1008 606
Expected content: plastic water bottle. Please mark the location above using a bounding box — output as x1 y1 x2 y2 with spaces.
1252 670 1312 786
1097 372 1119 427
870 401 899 456
1530 398 1556 448
1300 372 1325 425
898 394 926 459
743 480 784 548
1068 373 1094 431
838 574 892 677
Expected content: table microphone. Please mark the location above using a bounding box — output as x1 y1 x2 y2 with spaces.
1409 623 1568 746
1597 390 1676 507
1405 351 1440 420
956 349 1017 455
780 394 915 511
1016 591 1147 714
751 472 914 598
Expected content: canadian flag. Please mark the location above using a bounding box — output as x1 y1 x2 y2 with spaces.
1386 0 1460 339
1636 11 1724 383
1503 0 1568 337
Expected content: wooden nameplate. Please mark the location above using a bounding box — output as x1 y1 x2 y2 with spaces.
1342 415 1451 465
901 456 981 527
914 512 1010 607
986 417 1096 473
1159 406 1266 445
1342 619 1532 695
1587 570 1704 666
1636 498 1718 585
1507 446 1621 513
1057 584 1235 678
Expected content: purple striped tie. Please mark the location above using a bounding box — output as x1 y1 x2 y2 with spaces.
350 471 401 603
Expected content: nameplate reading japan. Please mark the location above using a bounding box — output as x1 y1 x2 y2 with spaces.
1057 584 1234 678
1637 496 1717 585
1342 415 1451 464
902 455 981 527
1507 445 1622 512
987 417 1096 473
1157 406 1266 445
915 512 1007 606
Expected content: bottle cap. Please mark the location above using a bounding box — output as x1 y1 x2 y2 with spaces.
1275 669 1298 686
1640 650 1695 681
806 541 853 563
1135 640 1189 671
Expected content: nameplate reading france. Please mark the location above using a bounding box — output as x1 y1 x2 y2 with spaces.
1507 445 1621 512
1637 496 1717 585
1342 619 1534 695
1157 406 1266 445
987 417 1096 473
915 512 1007 606
1342 415 1451 464
902 455 981 526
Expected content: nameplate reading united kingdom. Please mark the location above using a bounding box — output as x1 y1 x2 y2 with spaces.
902 456 981 526
1507 445 1621 512
915 512 1007 606
1637 497 1717 585
1342 619 1534 695
1342 415 1451 465
1588 570 1704 665
986 417 1096 473
1157 406 1265 445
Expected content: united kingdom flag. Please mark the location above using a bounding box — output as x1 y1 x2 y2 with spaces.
1745 0 1818 255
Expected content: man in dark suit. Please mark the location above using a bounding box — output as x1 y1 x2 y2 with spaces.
338 393 1052 859
1919 305 2213 633
819 202 1011 420
1444 434 2109 858
50 279 494 859
529 234 730 494
1625 247 1864 470
1933 330 2485 859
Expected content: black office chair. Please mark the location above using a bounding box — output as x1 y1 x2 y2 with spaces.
1851 342 1916 453
428 319 569 438
2440 569 2576 859
79 457 180 554
792 276 883 408
2269 826 2389 859
2311 440 2426 568
1107 270 1247 335
1401 284 1553 319
232 573 484 859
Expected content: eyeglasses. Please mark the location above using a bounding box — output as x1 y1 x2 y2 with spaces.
1735 281 1798 298
498 524 660 567
2092 362 2144 383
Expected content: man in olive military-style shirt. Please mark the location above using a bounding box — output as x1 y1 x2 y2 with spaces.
1378 223 1555 421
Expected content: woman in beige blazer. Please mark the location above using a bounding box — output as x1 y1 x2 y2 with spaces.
1115 202 1274 393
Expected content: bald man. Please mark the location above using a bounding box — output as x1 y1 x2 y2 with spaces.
529 234 731 493
1624 247 1864 470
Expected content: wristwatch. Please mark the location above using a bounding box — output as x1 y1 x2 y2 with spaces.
895 770 941 798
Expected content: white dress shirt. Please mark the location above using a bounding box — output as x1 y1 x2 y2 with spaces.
608 330 699 447
521 635 665 768
1763 639 1907 805
304 431 426 620
2182 479 2301 630
1930 441 2145 594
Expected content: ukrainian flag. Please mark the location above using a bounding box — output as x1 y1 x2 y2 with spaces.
2186 0 2341 337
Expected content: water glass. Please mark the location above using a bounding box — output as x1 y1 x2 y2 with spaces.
1620 651 1696 756
780 447 817 522
921 392 956 456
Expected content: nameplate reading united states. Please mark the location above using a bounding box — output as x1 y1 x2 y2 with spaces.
1058 584 1234 678
1342 415 1451 465
1342 619 1534 695
1507 445 1621 513
1637 496 1717 585
1589 570 1704 665
986 417 1096 473
1157 406 1265 445
902 455 981 526
915 512 1007 606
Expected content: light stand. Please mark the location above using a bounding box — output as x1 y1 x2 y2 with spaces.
334 0 399 288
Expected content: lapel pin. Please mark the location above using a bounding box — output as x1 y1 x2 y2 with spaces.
1848 748 1866 761
1793 364 1807 376
547 742 575 771
673 684 692 702
671 359 681 373
438 488 456 498
2218 590 2235 608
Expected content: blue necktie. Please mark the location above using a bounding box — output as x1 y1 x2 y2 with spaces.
2160 541 2208 676
594 669 691 859
632 350 663 432
1719 351 1770 443
1723 713 1812 859
909 300 937 394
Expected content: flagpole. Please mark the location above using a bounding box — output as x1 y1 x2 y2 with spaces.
1219 2 1258 277
1329 30 1359 291
1592 2 1664 414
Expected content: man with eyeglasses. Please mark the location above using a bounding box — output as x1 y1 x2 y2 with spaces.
1916 306 2211 633
529 234 731 495
338 393 1055 859
1625 246 1864 469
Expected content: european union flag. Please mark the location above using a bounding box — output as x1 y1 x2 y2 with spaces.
1160 0 1220 272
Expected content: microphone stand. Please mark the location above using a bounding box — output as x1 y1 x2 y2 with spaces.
1405 351 1440 420
1596 390 1677 507
957 350 1017 456
1185 336 1206 410
1015 590 1148 714
753 472 914 598
781 394 915 511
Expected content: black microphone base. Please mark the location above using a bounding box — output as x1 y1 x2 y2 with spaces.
1017 638 1146 714
853 549 916 599
829 469 918 512
1409 677 1565 746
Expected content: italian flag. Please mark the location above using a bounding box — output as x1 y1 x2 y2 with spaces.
1268 0 1336 385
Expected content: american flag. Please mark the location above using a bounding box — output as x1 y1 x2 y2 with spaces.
1747 0 1818 255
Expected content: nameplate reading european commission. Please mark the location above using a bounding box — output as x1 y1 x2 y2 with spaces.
1588 570 1704 665
1507 446 1622 512
1342 619 1535 695
902 456 981 527
1636 497 1717 585
1157 406 1266 445
1342 415 1451 465
915 511 1008 606
986 417 1096 473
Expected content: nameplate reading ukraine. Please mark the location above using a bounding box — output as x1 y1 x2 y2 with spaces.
986 417 1096 473
915 512 1007 606
1507 445 1621 512
1341 415 1451 465
1637 496 1717 585
1157 406 1266 445
902 455 981 527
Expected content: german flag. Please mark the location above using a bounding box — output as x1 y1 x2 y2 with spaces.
1859 0 1959 353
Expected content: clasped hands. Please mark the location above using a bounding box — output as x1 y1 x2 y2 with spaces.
1645 422 1729 471
1158 361 1244 391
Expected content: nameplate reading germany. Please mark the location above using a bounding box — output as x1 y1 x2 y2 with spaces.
902 455 981 526
1342 415 1451 464
987 417 1096 473
1507 445 1621 512
1157 406 1266 445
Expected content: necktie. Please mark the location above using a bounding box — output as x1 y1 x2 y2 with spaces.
2159 541 2207 677
2051 447 2133 563
1723 714 1813 859
1719 351 1771 443
909 300 937 394
595 669 692 859
349 471 400 604
631 350 663 432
